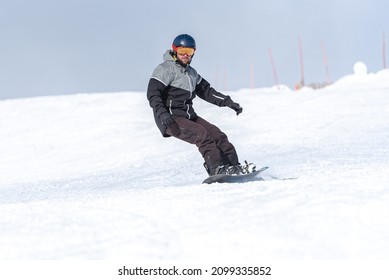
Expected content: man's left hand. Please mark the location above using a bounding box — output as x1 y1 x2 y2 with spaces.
230 102 243 115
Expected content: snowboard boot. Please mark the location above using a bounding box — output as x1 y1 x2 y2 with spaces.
225 161 257 175
203 162 211 176
204 162 229 176
208 164 230 176
226 165 244 175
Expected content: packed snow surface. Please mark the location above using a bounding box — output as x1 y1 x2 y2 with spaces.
1 70 389 260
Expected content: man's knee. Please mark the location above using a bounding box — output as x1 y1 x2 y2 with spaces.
194 124 213 144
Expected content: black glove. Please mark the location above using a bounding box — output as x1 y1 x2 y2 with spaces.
161 114 181 136
229 102 243 115
224 96 243 116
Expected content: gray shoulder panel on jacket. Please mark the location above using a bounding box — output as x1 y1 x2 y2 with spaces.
151 61 175 86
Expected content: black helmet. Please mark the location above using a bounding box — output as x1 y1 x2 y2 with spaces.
172 34 196 52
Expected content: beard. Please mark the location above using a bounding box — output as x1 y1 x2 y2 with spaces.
176 56 192 66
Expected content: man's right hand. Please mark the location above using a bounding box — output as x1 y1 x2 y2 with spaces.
161 114 181 136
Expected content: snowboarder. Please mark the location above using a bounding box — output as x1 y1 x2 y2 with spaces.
147 34 250 176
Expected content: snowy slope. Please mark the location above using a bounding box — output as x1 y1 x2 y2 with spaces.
1 70 389 260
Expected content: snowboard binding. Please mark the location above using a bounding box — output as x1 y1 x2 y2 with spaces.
240 160 256 174
203 160 256 176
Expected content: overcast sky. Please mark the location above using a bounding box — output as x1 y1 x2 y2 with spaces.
0 0 388 99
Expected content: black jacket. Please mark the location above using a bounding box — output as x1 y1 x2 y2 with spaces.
147 51 234 137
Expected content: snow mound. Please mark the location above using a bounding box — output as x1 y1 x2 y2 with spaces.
1 71 389 260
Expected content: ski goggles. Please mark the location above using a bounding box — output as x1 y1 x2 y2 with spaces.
176 47 195 56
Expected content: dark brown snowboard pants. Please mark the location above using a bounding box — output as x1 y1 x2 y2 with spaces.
166 116 239 172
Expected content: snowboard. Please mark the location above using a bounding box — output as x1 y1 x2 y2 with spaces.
202 166 269 184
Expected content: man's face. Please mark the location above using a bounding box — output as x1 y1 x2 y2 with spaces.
176 52 193 65
175 47 195 66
